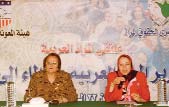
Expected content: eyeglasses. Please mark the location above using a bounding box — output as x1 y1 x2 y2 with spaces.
46 62 58 66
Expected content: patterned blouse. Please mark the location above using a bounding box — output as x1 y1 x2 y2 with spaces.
24 70 78 103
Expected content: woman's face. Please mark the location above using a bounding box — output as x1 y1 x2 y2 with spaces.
118 57 132 75
134 6 143 20
45 56 59 73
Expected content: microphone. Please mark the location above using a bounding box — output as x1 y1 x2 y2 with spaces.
118 75 127 89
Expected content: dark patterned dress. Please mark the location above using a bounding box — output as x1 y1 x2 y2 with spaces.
24 70 77 103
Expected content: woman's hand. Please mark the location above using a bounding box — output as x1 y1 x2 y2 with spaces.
113 77 125 84
131 93 146 102
109 77 125 92
53 97 68 104
58 97 68 103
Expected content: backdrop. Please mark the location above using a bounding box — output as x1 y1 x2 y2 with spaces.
0 0 169 101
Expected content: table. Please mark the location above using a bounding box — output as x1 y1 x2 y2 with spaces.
0 101 167 107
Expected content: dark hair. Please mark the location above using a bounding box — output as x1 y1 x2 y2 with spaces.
117 54 133 71
43 53 61 70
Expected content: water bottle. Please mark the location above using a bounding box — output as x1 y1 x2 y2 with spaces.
157 77 167 104
6 69 16 107
6 81 16 107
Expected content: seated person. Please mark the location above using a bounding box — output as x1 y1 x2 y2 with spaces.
104 54 150 102
24 53 78 104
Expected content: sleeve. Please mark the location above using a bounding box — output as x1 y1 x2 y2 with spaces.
104 72 123 102
131 72 150 102
62 73 78 102
24 74 38 102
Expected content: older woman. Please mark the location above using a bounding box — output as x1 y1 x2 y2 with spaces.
104 54 150 102
24 53 77 104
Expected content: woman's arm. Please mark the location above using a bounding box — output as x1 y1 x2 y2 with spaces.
24 74 38 102
131 72 150 102
60 72 78 103
104 72 123 102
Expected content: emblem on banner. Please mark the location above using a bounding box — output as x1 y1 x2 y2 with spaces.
150 0 169 27
0 0 12 28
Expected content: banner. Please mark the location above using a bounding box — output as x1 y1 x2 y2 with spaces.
0 0 169 101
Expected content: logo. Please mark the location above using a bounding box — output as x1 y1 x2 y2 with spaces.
149 0 169 27
0 0 12 28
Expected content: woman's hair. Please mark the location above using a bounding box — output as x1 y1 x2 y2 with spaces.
117 54 133 71
43 53 61 70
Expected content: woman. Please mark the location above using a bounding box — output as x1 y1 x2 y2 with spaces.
24 53 78 103
104 54 150 102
